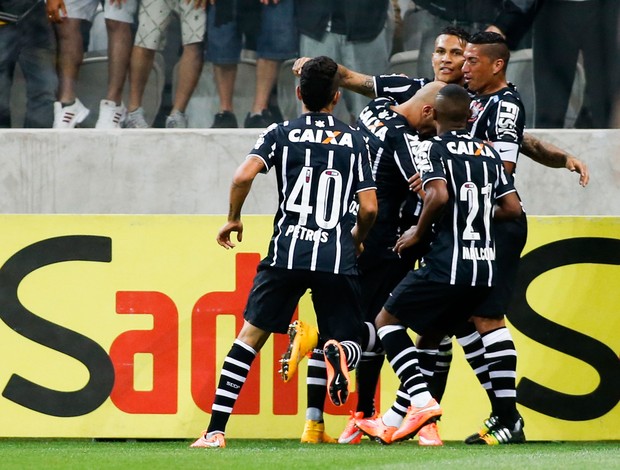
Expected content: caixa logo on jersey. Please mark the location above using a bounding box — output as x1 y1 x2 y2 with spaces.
288 128 354 148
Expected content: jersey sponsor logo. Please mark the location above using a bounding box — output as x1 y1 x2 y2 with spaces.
446 140 495 158
496 101 520 140
288 128 354 148
284 224 329 243
358 107 390 141
462 246 496 261
412 139 433 174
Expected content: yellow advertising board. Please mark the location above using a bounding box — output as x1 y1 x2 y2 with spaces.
0 215 617 440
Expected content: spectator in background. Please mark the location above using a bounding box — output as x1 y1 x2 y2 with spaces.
0 0 57 128
409 0 537 78
47 0 138 129
533 0 619 128
125 0 206 128
295 0 392 123
209 0 298 129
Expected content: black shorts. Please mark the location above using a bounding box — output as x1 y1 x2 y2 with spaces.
244 265 363 342
475 211 528 319
384 270 492 337
358 255 412 323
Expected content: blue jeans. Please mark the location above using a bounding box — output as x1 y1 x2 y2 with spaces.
0 2 57 128
206 0 298 64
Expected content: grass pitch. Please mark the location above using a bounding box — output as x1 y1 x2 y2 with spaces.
1 439 619 469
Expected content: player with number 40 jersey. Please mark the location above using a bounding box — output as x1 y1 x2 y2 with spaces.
251 113 376 275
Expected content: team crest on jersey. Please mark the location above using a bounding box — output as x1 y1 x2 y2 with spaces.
288 128 354 147
496 102 520 140
469 100 485 123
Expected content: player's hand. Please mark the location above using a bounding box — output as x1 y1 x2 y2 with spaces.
217 220 243 249
394 226 419 254
408 172 423 193
47 0 67 23
292 57 311 76
351 225 365 256
566 156 589 187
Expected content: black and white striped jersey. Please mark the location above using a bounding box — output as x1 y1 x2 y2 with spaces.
374 75 431 103
467 85 526 169
356 97 424 261
415 130 517 286
249 112 376 275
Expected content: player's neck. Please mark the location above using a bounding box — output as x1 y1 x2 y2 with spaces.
436 123 467 135
477 77 508 96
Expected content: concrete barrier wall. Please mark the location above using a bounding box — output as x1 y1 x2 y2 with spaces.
0 128 618 215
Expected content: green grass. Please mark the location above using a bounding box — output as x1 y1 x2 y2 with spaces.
0 439 619 469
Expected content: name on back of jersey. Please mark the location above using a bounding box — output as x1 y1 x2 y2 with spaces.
462 246 496 261
284 224 329 243
288 128 354 148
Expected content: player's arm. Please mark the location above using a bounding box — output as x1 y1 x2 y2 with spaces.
394 179 448 254
352 189 378 254
521 133 589 187
293 57 377 99
216 156 265 249
494 191 522 221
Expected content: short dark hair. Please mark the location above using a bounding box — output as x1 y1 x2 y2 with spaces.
468 31 510 68
435 83 471 124
438 26 470 45
299 56 339 112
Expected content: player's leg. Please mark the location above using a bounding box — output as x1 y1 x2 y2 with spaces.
191 267 305 448
375 310 441 443
309 273 363 427
465 214 528 445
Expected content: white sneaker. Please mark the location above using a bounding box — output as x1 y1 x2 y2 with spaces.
165 111 188 128
95 100 126 129
53 98 90 128
124 107 149 129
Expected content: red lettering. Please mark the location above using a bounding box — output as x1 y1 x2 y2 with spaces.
109 291 179 413
191 253 301 415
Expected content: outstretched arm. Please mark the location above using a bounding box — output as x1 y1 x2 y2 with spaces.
521 133 590 187
292 57 377 99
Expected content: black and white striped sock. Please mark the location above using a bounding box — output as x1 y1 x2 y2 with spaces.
207 339 257 434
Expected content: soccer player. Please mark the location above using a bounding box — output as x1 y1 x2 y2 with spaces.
361 31 530 446
456 31 527 444
190 56 378 449
370 83 523 444
323 81 447 445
